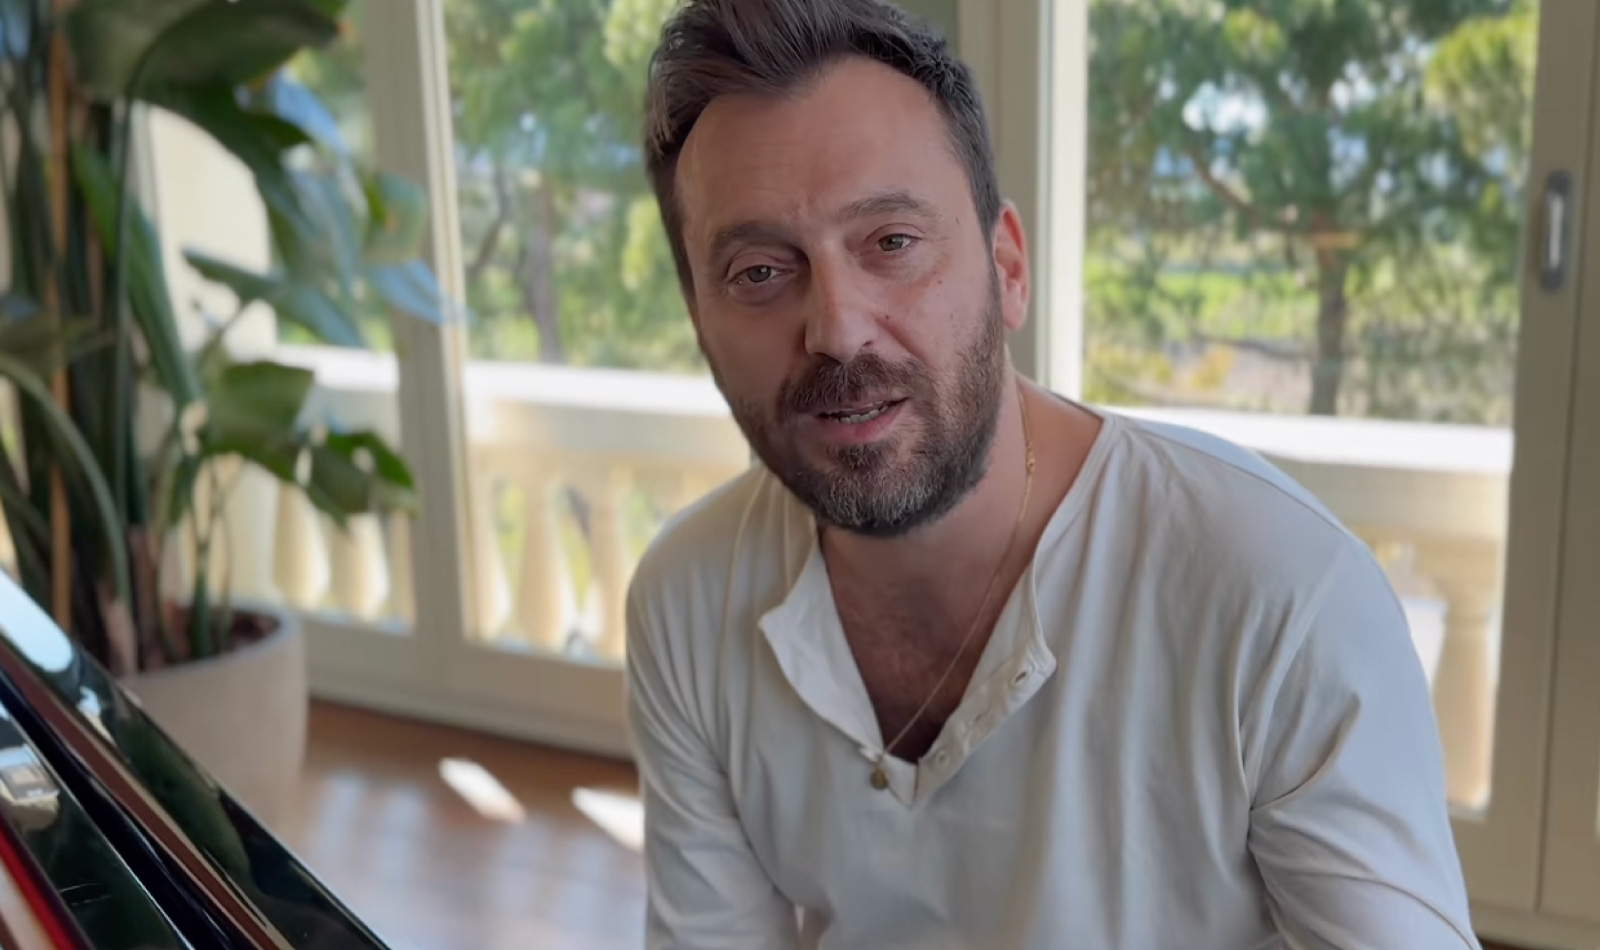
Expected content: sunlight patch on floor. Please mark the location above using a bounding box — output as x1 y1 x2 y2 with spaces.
439 758 526 823
573 787 644 853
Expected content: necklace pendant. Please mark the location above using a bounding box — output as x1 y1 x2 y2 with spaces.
870 765 890 791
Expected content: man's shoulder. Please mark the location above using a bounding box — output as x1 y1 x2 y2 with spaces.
628 464 789 607
1098 409 1379 601
1110 410 1353 549
1116 412 1342 524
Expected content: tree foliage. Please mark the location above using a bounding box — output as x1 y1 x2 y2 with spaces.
292 0 1539 424
1086 0 1536 422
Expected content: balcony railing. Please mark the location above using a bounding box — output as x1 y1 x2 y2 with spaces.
0 351 1507 811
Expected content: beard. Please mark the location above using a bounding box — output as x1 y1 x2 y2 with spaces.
714 274 1008 538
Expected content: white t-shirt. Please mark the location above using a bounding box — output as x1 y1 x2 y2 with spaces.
624 405 1480 950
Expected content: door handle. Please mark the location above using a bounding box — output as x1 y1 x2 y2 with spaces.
1541 170 1573 293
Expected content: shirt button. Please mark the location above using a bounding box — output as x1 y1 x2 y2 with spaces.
934 749 950 768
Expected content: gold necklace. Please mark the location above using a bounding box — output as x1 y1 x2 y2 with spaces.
869 380 1036 791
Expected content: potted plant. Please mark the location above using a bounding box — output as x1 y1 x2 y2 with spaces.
0 0 444 824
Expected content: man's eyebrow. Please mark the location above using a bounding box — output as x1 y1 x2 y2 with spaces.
708 221 794 271
705 191 941 270
841 189 942 223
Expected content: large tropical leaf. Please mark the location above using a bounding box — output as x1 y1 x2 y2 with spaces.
72 146 199 409
135 0 340 91
365 261 448 325
0 0 31 60
183 252 277 304
283 167 363 303
185 251 365 346
255 73 348 156
0 354 131 609
149 84 317 242
360 171 429 266
63 0 207 98
66 0 339 98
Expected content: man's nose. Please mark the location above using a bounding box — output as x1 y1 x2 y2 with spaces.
803 256 879 363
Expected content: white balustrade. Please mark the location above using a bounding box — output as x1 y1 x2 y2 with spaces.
385 514 416 626
469 469 513 640
272 485 331 611
585 464 636 661
146 346 1515 817
512 468 573 652
326 513 391 622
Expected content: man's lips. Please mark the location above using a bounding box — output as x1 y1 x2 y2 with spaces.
797 398 909 447
815 398 905 424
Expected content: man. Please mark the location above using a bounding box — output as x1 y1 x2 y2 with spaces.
625 0 1479 947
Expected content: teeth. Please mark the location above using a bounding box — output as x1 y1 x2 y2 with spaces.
830 403 890 424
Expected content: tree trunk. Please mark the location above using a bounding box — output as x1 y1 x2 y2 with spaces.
466 161 513 287
1309 246 1351 415
517 185 565 364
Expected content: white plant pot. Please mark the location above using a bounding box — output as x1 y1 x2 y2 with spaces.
123 607 307 829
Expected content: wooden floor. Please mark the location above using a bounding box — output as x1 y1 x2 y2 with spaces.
280 702 646 950
283 702 1529 950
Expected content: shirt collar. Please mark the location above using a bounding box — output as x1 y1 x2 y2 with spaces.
757 494 1057 803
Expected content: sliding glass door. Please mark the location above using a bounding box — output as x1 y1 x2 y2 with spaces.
1030 0 1598 913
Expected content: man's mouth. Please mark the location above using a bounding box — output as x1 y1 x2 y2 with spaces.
817 399 904 425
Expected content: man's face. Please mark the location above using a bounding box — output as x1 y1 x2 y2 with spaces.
675 57 1028 537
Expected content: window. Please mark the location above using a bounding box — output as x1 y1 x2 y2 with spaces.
1061 0 1540 816
441 0 743 663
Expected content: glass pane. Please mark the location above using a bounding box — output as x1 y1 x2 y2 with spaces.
176 0 413 630
1081 0 1539 813
443 0 740 661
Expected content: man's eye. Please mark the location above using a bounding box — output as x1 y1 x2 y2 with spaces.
878 234 913 252
739 265 776 284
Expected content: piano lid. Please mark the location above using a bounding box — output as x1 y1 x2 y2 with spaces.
0 573 392 949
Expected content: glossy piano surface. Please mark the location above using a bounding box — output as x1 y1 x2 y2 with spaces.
0 573 394 949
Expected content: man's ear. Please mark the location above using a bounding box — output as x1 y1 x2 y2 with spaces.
992 200 1030 333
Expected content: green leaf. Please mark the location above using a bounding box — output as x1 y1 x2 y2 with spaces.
72 146 199 409
204 360 315 449
185 251 366 346
184 251 279 304
323 430 414 491
273 284 367 347
63 0 207 98
361 171 428 266
256 74 347 155
67 0 340 98
162 452 203 532
0 312 116 374
137 0 341 91
0 353 131 610
0 0 30 60
0 293 39 320
365 261 447 325
151 85 317 242
290 168 362 299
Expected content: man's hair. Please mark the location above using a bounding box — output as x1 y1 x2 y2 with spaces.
643 0 1001 296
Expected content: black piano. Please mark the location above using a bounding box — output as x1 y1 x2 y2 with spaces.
0 570 391 949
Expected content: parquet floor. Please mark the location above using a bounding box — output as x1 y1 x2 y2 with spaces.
282 701 1532 950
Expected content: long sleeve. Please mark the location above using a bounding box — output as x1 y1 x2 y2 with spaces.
1246 542 1482 949
625 582 799 950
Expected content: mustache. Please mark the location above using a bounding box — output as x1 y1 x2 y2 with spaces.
780 353 926 416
